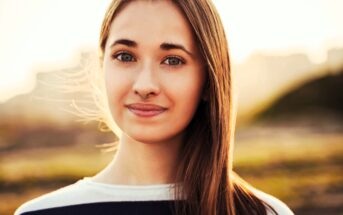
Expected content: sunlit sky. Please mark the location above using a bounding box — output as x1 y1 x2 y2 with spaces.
0 0 342 103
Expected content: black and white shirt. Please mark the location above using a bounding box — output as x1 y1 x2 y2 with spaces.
15 177 294 215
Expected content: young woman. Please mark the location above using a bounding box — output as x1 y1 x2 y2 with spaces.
16 0 294 214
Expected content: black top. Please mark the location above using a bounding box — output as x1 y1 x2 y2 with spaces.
20 201 179 215
15 177 293 215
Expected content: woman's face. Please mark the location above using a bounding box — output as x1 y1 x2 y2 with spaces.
103 0 206 144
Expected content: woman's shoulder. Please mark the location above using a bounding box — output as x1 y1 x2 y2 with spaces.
14 180 87 215
251 188 294 215
14 177 177 215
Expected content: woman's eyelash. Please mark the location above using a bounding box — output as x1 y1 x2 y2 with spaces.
111 52 186 66
162 56 186 66
112 51 136 62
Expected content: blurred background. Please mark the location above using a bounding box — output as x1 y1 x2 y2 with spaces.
0 0 342 214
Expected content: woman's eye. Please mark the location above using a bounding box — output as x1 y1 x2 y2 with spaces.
113 52 135 62
163 56 185 66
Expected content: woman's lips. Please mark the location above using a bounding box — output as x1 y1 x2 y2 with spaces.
125 103 167 117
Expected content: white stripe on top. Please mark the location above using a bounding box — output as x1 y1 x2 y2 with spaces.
15 177 294 215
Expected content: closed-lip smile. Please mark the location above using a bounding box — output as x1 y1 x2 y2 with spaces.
125 103 167 117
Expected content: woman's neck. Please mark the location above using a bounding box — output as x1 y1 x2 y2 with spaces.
91 133 183 185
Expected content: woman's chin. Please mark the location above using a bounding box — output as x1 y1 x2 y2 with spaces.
129 134 166 144
125 130 181 145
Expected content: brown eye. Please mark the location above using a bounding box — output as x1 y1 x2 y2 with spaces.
163 56 185 66
113 52 136 62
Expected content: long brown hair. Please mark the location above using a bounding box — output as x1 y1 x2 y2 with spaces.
98 0 278 214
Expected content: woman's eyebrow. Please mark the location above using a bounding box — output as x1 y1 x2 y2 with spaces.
160 42 194 57
110 39 137 48
109 39 194 57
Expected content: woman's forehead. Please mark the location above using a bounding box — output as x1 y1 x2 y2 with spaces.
106 0 196 51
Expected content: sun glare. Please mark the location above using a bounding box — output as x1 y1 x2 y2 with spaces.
0 0 342 103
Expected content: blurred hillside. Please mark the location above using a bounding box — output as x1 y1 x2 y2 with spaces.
0 52 95 125
234 47 343 123
0 53 116 153
256 68 343 129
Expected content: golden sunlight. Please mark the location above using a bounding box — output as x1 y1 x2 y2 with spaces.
0 0 342 103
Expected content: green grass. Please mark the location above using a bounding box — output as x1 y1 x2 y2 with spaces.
233 131 343 213
1 130 342 215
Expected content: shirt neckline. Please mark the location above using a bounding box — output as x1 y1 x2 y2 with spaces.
78 177 182 201
80 177 178 190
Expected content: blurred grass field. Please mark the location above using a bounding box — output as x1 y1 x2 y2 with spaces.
0 125 342 215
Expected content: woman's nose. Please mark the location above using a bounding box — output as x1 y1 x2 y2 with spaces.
132 64 160 100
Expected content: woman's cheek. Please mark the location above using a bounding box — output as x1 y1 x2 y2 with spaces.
174 79 203 120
